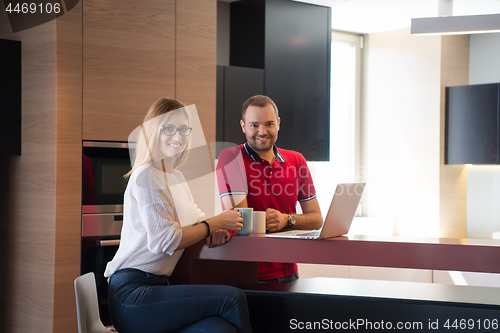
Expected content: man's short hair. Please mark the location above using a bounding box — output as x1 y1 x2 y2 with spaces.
241 95 279 122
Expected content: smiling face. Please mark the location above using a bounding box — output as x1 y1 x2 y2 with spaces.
240 104 280 153
157 111 190 160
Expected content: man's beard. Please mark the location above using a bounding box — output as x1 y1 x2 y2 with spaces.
249 135 275 151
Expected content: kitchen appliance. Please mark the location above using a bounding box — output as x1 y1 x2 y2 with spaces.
81 141 133 325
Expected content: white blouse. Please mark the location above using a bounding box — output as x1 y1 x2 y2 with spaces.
104 163 205 278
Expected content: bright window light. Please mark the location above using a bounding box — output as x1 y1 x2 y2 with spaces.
310 38 358 218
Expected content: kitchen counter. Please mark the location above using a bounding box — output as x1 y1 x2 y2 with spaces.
171 234 500 285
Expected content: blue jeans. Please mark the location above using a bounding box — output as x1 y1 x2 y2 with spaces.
108 268 252 333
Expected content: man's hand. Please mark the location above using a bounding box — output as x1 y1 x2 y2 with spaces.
207 229 232 248
265 208 289 232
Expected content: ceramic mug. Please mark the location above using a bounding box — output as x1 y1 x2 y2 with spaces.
236 208 253 236
252 211 266 234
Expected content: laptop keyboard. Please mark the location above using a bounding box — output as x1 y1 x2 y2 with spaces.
295 230 321 238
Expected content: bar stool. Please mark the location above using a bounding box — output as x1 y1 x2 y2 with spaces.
74 272 117 333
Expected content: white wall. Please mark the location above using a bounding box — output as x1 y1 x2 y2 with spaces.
466 166 500 239
361 28 441 237
469 33 500 85
467 33 500 239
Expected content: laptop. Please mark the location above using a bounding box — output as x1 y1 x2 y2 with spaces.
265 183 365 240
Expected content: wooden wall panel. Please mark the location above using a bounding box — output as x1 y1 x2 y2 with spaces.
83 0 176 142
176 0 217 217
439 35 469 238
176 0 217 143
54 1 82 332
0 2 57 332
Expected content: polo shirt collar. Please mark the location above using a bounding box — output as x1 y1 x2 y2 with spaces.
242 142 286 163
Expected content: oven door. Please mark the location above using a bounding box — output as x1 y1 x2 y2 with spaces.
81 206 123 326
82 141 133 207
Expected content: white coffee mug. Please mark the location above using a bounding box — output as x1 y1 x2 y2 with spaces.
252 211 266 234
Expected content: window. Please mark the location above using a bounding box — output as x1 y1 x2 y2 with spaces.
307 31 362 217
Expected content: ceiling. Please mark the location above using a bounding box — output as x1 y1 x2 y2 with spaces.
294 0 500 34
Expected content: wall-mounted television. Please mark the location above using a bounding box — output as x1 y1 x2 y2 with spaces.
445 83 500 164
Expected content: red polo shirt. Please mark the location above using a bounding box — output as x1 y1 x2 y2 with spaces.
216 143 317 280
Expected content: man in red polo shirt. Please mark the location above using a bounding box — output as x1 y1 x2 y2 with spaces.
215 95 323 282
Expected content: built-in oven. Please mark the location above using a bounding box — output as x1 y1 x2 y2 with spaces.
81 141 133 326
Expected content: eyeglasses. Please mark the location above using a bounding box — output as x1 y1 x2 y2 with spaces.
161 126 192 136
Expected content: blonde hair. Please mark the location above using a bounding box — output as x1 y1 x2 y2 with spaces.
125 98 191 177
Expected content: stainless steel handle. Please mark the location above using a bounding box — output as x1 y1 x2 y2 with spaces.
82 205 124 214
83 141 135 149
96 240 120 247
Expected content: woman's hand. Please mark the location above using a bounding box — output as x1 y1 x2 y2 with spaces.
207 209 243 231
219 209 244 230
207 230 232 248
177 210 241 251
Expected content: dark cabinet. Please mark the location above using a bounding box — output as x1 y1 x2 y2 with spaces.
218 0 331 161
216 65 265 156
445 83 500 164
0 39 21 155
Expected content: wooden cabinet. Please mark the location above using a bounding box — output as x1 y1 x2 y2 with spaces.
83 0 176 142
227 0 331 161
82 0 216 215
175 0 217 146
175 0 217 217
445 83 500 164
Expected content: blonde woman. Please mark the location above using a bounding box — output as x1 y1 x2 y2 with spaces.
104 98 251 333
